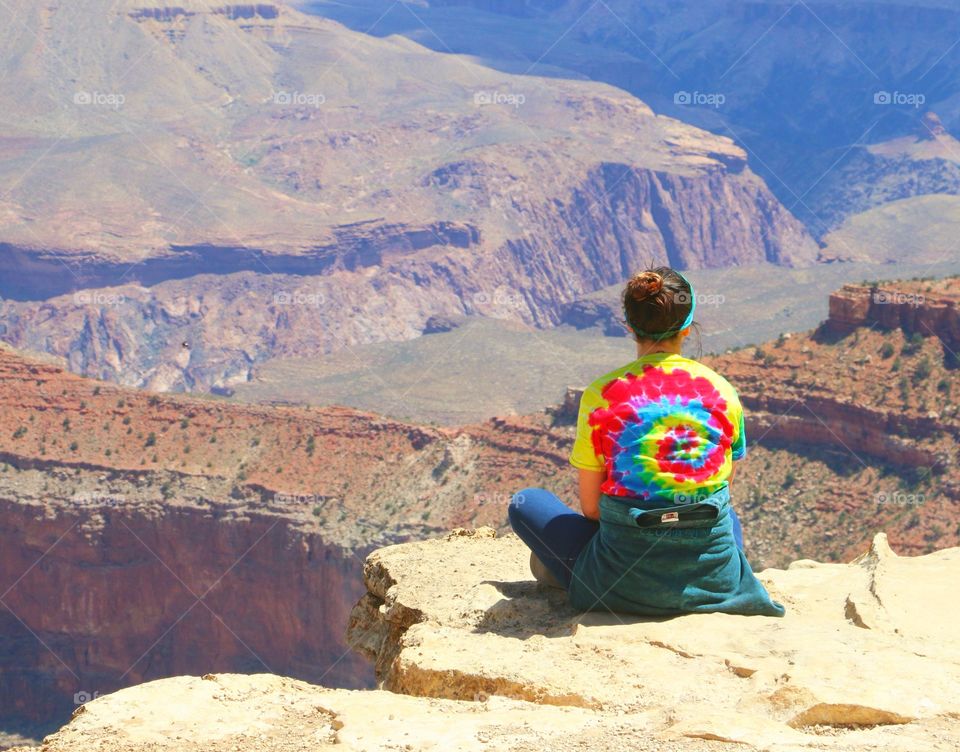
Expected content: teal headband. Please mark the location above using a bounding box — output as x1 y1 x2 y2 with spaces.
625 271 696 341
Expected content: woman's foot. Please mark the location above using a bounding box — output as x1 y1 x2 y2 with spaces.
529 552 564 590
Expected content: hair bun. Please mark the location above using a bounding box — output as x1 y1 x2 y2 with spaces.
627 270 663 301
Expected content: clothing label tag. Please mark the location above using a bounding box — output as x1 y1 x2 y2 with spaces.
660 511 679 523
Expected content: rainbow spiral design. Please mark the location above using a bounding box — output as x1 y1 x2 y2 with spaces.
588 365 735 499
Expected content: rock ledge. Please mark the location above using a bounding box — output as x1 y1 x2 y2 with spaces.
19 530 960 751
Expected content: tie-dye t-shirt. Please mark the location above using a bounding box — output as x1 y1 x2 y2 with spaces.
570 353 746 501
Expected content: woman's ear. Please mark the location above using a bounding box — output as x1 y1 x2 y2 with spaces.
680 326 692 339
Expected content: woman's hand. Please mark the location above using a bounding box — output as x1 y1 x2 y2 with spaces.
578 468 605 521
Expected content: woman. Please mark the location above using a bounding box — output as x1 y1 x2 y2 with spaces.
509 267 784 617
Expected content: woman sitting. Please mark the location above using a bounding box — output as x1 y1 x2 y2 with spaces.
508 267 785 617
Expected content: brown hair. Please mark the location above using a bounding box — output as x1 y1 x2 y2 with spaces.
622 266 695 343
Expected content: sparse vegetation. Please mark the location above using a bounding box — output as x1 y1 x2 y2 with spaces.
901 332 924 357
913 357 932 384
145 432 157 447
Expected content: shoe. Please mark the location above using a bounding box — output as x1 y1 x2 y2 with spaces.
529 551 564 590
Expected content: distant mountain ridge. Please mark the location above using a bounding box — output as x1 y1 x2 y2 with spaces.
299 0 960 241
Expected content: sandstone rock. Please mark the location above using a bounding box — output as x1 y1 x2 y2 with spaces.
14 673 700 752
20 531 960 751
347 529 960 746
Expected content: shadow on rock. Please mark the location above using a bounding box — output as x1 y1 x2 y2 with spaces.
473 580 668 639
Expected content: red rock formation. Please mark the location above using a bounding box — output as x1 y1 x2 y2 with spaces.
826 282 959 348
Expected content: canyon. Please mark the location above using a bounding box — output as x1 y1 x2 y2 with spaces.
0 277 956 740
0 0 818 394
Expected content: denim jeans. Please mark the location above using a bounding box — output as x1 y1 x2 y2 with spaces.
508 487 745 590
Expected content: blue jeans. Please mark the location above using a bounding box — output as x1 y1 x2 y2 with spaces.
508 488 745 590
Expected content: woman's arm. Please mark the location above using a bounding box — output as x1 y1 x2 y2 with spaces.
578 468 605 521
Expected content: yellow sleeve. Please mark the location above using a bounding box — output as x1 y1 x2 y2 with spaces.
569 386 605 471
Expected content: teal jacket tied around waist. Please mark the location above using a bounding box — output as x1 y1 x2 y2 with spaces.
568 487 786 617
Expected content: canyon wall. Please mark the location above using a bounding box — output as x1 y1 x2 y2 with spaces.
0 494 372 730
0 342 570 735
0 160 815 393
826 283 960 349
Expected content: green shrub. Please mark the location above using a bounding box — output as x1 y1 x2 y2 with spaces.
913 357 932 384
901 332 924 357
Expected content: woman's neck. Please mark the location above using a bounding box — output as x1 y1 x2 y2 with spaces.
635 340 684 358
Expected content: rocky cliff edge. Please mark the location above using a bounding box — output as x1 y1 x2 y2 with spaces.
18 529 960 751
